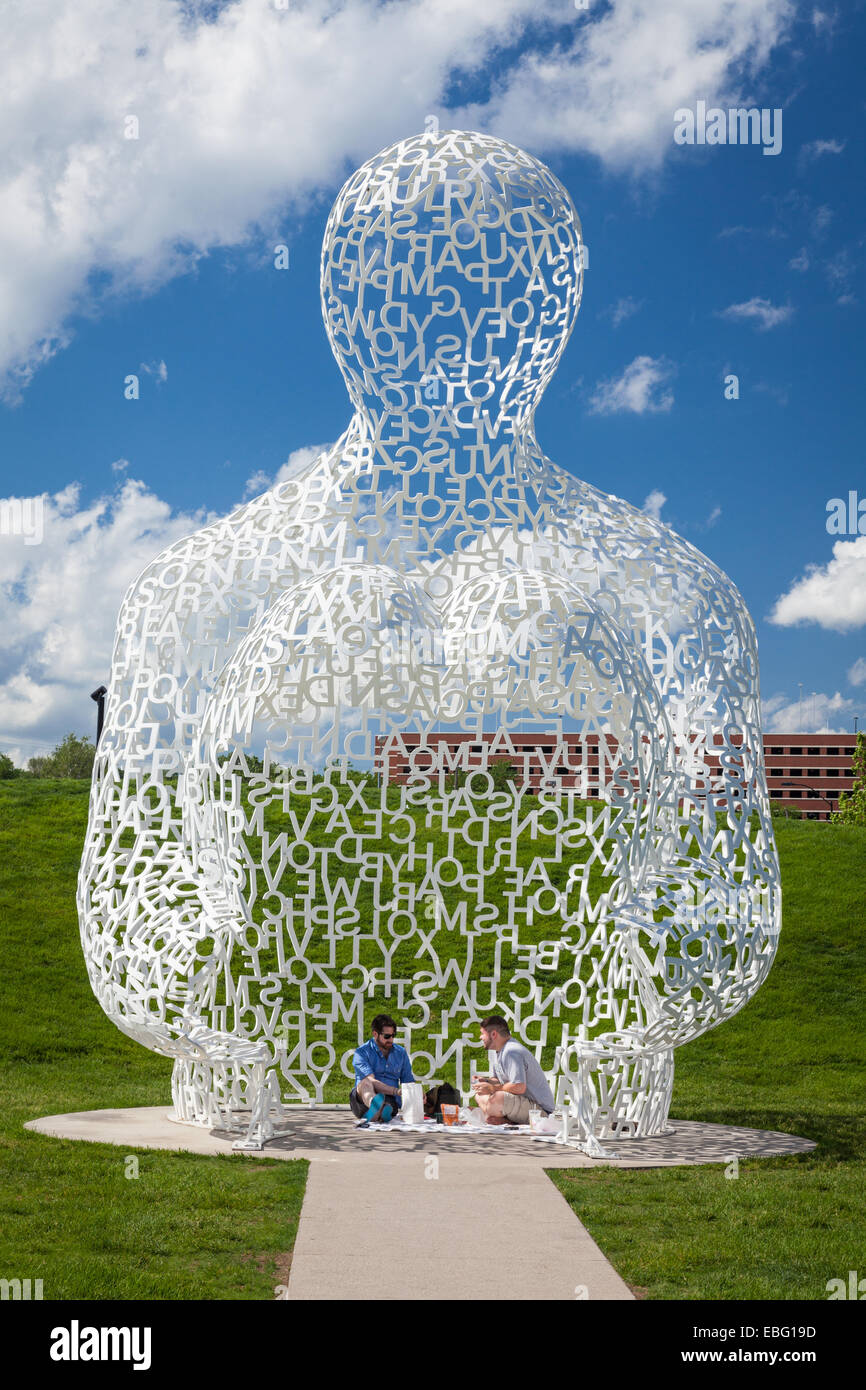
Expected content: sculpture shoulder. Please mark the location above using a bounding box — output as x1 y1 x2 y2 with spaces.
117 448 346 621
538 457 750 624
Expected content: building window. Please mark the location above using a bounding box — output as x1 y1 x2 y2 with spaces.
807 746 821 756
768 746 785 755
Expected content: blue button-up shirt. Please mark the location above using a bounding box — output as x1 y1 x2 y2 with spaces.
353 1037 415 1097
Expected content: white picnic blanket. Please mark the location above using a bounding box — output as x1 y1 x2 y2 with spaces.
355 1114 559 1137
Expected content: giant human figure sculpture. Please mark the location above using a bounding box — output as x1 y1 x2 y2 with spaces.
78 131 780 1151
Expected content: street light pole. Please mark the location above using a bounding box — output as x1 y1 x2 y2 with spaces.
90 685 108 745
781 778 833 818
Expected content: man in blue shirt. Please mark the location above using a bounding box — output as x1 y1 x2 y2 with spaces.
350 1014 415 1123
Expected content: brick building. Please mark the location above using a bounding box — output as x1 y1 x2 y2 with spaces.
376 731 857 821
762 733 857 820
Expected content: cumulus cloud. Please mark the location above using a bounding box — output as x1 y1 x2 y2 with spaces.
848 657 866 687
0 477 219 761
769 537 866 632
243 443 330 499
762 689 857 734
457 0 793 171
0 443 336 760
589 356 675 415
0 0 795 398
242 470 272 501
642 489 667 520
718 297 794 330
789 247 809 272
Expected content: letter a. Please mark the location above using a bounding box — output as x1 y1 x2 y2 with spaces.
826 499 846 535
673 109 695 146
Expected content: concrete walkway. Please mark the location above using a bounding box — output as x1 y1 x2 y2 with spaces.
288 1150 633 1300
25 1107 816 1301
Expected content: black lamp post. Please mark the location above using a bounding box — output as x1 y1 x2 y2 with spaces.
90 686 107 745
780 778 834 818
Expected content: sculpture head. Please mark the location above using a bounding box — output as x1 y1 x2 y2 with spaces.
321 130 584 437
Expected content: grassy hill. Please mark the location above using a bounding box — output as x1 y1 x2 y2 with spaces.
0 777 863 1299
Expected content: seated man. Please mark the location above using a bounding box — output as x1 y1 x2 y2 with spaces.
473 1016 555 1126
350 1014 415 1123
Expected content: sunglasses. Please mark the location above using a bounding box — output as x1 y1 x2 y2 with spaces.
379 1033 396 1040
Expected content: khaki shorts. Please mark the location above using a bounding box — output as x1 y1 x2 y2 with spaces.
500 1092 548 1125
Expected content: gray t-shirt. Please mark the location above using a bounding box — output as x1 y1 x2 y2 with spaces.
492 1038 555 1113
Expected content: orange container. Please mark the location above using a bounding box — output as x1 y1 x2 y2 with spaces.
441 1104 460 1126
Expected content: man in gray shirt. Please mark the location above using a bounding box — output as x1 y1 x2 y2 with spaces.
472 1016 556 1125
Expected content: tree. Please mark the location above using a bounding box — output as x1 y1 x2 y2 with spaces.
0 752 20 779
832 731 866 825
27 733 96 779
489 758 519 791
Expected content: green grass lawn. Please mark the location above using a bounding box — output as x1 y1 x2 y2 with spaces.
0 779 306 1300
548 817 866 1299
1 779 863 1299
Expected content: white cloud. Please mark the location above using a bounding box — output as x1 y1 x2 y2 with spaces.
0 446 335 757
643 489 666 521
140 359 168 384
754 380 789 406
799 137 845 164
762 689 856 734
769 537 866 631
110 457 130 473
718 297 794 330
604 296 644 328
824 248 857 305
848 657 866 687
0 0 795 397
243 443 330 499
789 247 809 272
457 0 793 172
0 477 218 758
242 469 272 501
589 356 675 415
811 205 834 236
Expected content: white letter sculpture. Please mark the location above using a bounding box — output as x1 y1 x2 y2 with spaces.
78 131 780 1152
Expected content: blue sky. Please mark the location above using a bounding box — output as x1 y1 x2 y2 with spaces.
0 0 864 761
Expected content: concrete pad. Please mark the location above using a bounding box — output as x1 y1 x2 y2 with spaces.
24 1106 818 1169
